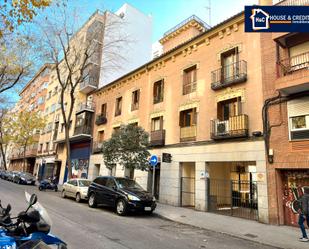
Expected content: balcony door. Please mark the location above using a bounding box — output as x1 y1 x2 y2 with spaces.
217 97 241 121
221 48 238 81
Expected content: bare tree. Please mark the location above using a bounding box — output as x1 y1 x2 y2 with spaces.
39 3 127 179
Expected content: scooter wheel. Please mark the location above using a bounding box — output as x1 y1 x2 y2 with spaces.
55 186 58 192
39 186 43 191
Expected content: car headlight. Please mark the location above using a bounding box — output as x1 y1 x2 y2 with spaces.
153 196 156 201
127 194 140 201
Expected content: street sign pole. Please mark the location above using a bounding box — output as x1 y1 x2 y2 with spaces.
149 155 158 197
152 164 156 197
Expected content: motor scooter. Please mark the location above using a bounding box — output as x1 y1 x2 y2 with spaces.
39 178 58 192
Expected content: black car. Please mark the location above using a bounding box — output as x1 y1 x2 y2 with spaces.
13 172 36 185
87 176 156 216
1 171 9 180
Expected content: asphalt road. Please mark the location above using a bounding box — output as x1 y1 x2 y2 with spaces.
0 179 277 249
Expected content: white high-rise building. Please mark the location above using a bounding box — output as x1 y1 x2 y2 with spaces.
99 3 152 87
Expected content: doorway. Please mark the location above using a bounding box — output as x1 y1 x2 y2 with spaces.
147 164 160 200
180 162 195 207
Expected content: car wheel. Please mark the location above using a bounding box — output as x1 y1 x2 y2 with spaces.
116 199 127 216
145 210 153 215
55 186 58 192
75 193 81 203
61 190 66 198
18 179 21 185
39 186 43 191
88 193 97 208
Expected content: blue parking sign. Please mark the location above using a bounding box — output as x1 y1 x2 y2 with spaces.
149 155 158 167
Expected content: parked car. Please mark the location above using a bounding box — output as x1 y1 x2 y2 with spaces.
61 178 91 202
87 176 156 216
1 171 9 180
7 171 19 182
13 172 36 185
38 178 58 191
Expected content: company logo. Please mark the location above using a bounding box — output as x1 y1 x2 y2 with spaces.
245 6 309 32
250 8 270 30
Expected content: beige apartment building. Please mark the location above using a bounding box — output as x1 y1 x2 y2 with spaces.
9 64 52 173
89 13 269 223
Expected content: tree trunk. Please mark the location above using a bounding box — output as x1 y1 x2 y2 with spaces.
23 145 27 172
0 143 7 170
64 124 72 179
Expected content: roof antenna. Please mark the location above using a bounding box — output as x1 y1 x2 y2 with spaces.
205 0 211 27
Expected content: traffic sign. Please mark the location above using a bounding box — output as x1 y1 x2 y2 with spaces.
149 155 158 166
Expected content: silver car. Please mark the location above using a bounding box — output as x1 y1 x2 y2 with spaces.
61 178 91 202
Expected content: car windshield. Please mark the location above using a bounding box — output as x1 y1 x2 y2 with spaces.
79 180 91 187
22 173 33 177
116 178 143 190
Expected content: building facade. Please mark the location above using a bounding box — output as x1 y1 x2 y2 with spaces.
260 0 309 226
89 14 269 223
8 64 52 173
35 4 152 184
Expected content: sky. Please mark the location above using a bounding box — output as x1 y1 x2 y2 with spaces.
7 0 259 104
62 0 258 42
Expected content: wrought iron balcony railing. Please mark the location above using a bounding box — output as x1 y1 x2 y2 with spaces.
211 60 247 90
211 114 249 140
277 51 309 77
95 114 107 125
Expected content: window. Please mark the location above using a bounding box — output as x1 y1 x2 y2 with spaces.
183 65 197 95
113 126 120 133
115 97 122 116
153 80 164 104
221 48 238 81
131 90 140 111
97 130 104 142
101 103 107 117
37 96 45 105
50 104 56 113
179 108 197 127
45 142 49 151
94 177 107 186
61 123 65 132
76 112 85 127
39 144 43 152
48 91 52 99
217 97 241 121
106 178 116 189
288 97 309 140
53 86 58 95
151 116 163 131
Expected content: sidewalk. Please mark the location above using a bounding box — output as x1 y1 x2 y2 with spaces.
156 203 307 249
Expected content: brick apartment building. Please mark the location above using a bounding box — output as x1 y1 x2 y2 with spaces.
8 64 52 173
260 0 309 226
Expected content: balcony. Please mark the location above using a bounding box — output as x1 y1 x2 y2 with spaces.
93 141 103 153
180 126 197 142
79 77 98 94
277 52 309 77
211 114 249 140
150 130 166 146
76 102 95 114
95 114 107 125
211 60 247 90
276 0 309 5
74 125 91 136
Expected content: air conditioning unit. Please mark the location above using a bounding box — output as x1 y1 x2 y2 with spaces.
216 121 229 135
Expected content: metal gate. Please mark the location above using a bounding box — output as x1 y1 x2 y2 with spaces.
208 179 258 220
180 177 195 207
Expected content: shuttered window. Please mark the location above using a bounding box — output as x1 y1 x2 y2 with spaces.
288 97 309 140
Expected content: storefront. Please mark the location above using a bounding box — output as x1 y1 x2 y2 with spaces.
70 142 91 179
281 170 309 226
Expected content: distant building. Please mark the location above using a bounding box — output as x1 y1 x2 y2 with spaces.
99 3 152 87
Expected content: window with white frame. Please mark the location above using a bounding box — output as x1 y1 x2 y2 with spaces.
288 97 309 140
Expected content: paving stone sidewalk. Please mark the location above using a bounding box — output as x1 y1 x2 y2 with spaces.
156 203 308 249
